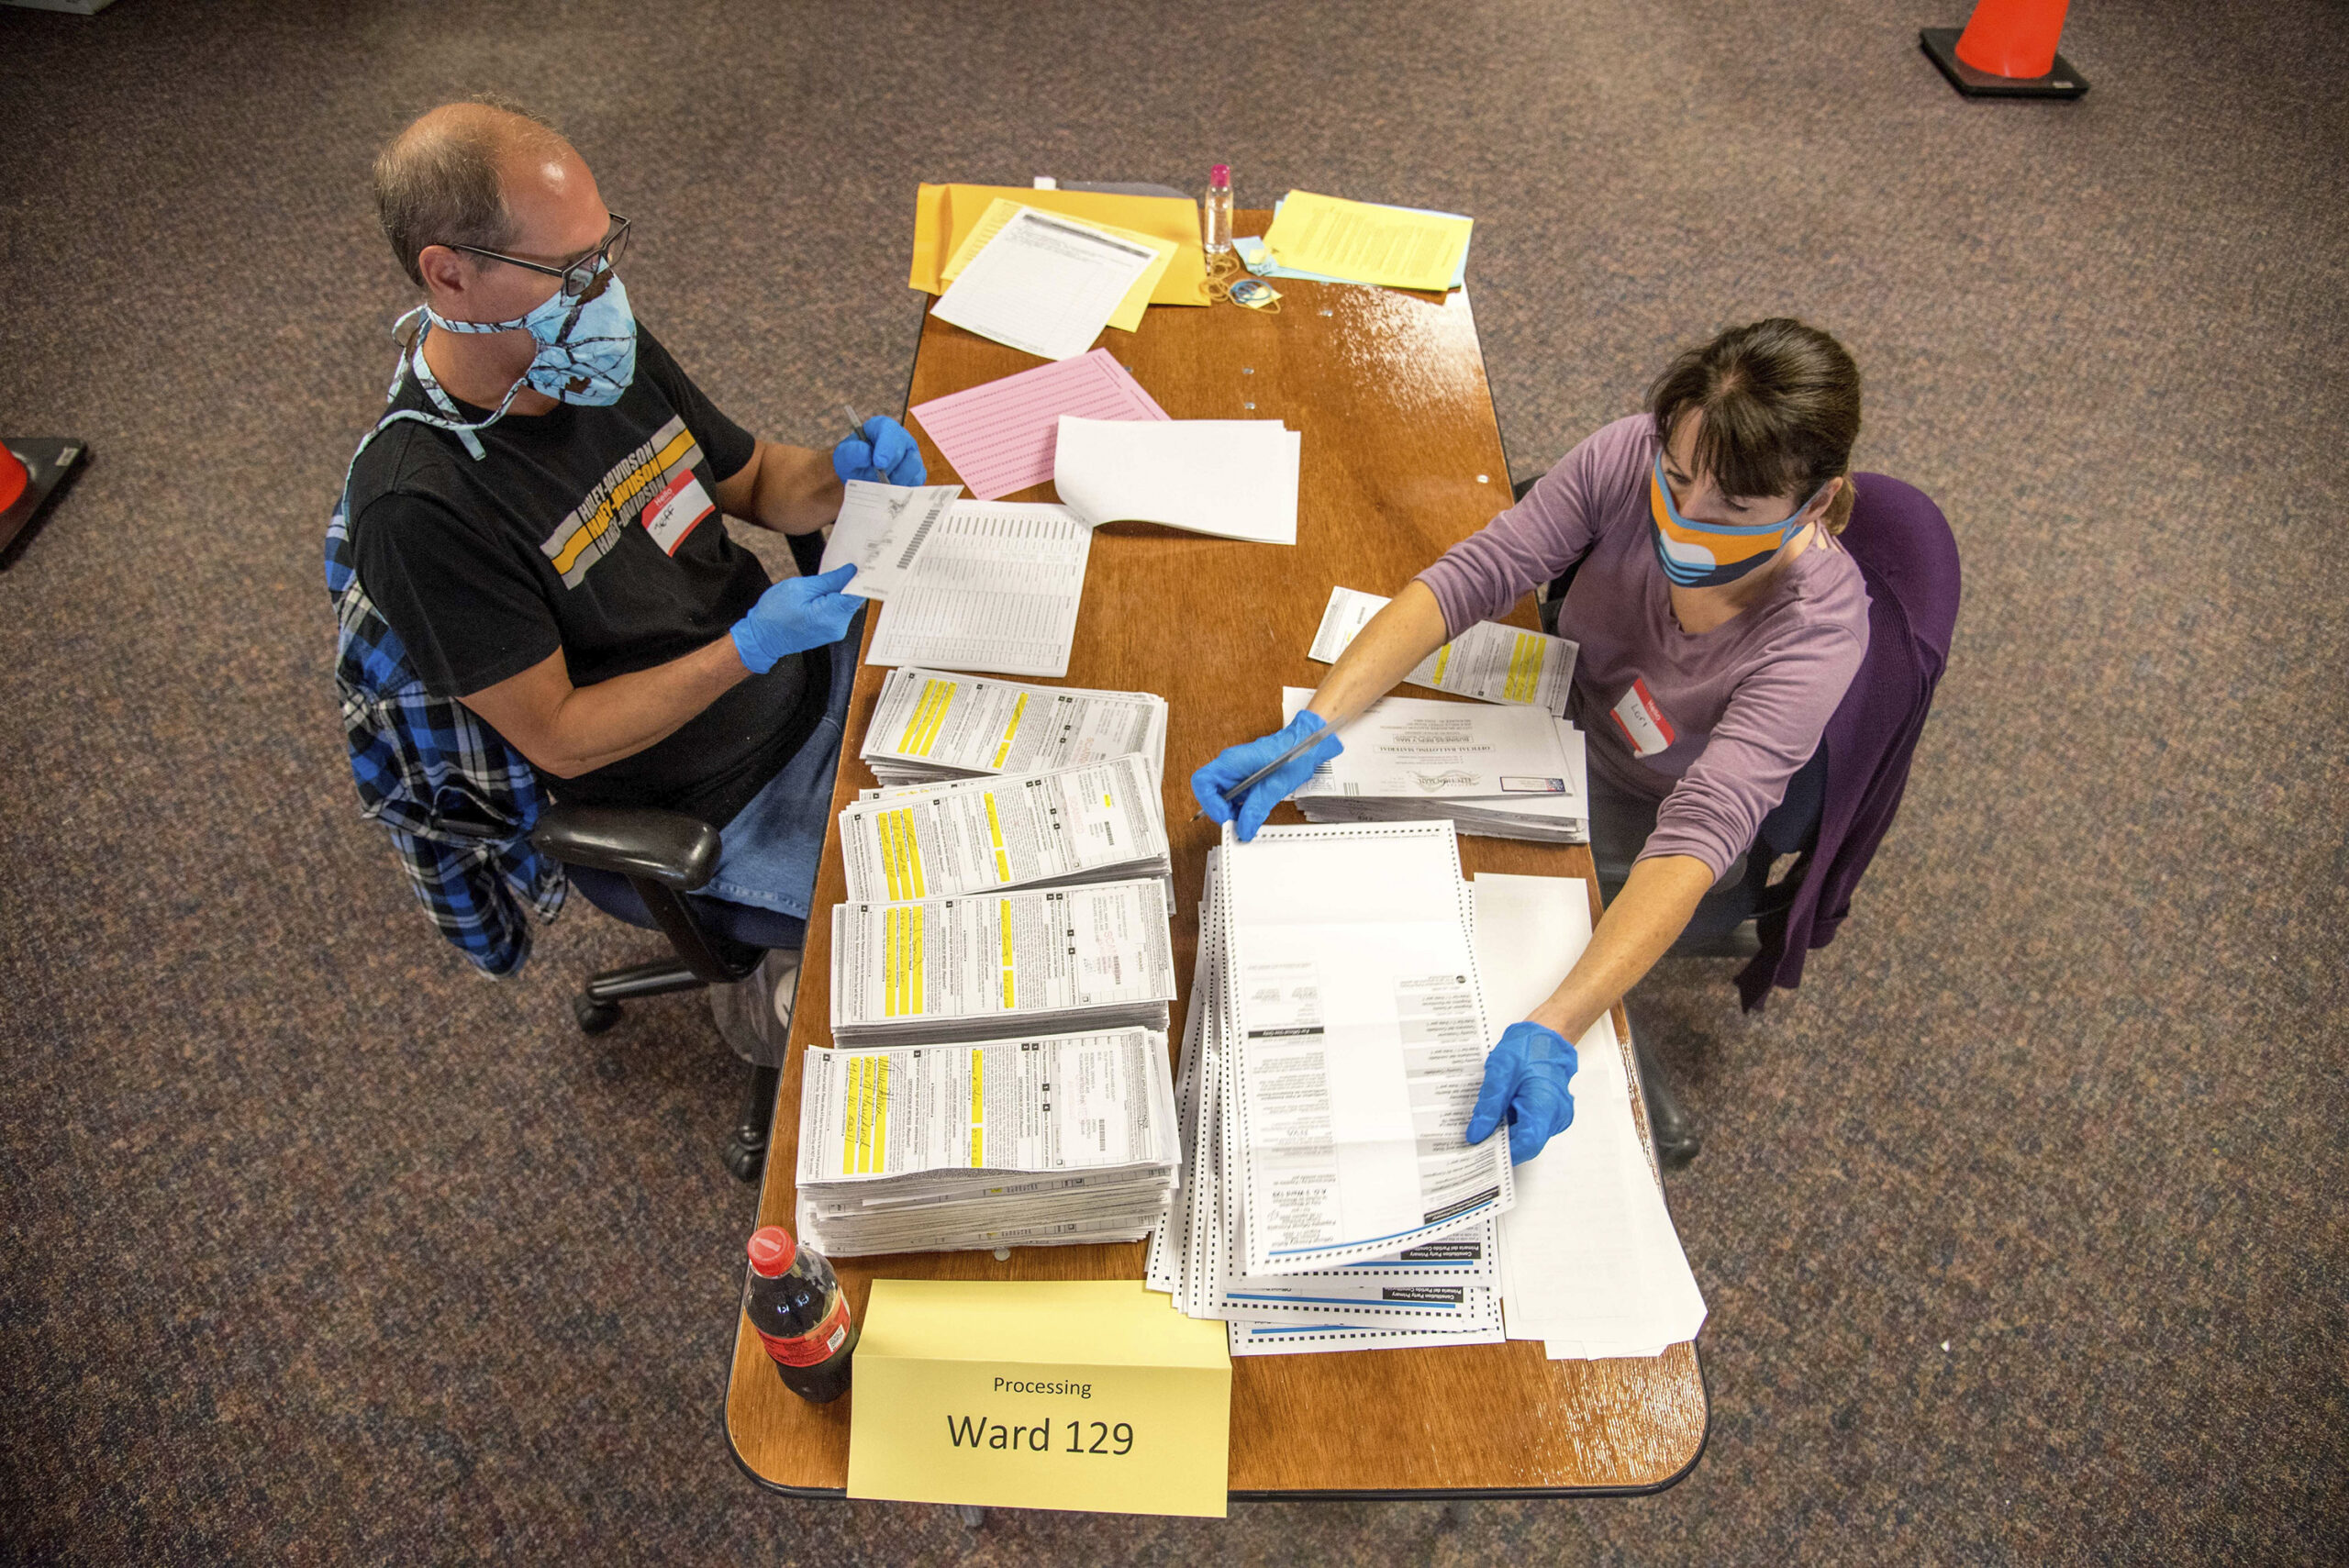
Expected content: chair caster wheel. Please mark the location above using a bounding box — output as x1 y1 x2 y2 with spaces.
573 995 622 1034
724 1132 767 1183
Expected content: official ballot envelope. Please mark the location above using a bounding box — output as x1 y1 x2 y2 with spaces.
846 1279 1232 1517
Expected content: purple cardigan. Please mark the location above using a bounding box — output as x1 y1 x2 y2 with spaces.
1740 473 1961 1009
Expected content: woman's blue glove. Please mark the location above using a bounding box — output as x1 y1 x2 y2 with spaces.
832 416 926 486
1190 711 1342 842
730 563 862 673
1465 1020 1577 1163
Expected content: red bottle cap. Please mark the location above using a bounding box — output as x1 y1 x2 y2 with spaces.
1210 164 1230 188
746 1226 796 1276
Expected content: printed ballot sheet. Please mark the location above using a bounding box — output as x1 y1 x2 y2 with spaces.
1472 874 1708 1359
1219 821 1513 1275
940 198 1177 336
820 481 963 600
867 501 1092 678
838 752 1167 904
796 1028 1178 1184
829 879 1176 1037
1052 417 1302 545
1261 191 1475 292
1310 586 1576 714
930 207 1163 361
1279 687 1580 800
863 667 1168 787
909 348 1169 502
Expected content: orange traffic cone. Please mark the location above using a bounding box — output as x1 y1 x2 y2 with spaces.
1920 0 2087 99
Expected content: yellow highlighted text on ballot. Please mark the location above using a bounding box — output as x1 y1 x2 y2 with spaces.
847 1280 1231 1518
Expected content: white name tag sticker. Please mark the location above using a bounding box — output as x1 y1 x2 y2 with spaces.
642 471 715 555
1609 676 1677 758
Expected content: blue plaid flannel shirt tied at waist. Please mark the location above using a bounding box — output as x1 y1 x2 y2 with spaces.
325 504 566 977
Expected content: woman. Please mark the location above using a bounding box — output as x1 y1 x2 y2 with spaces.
1192 317 1872 1163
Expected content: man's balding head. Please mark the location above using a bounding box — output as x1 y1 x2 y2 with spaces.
373 99 572 287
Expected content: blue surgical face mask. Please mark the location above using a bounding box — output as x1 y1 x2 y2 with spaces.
426 261 638 409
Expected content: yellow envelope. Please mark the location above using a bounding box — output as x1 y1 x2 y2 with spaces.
941 198 1177 334
847 1278 1231 1518
1264 189 1474 292
911 183 1209 307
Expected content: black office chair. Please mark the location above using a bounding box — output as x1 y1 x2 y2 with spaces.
528 528 835 1184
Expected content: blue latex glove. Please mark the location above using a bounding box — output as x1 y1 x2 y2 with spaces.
730 563 862 673
1465 1020 1578 1164
1190 711 1342 842
832 416 926 486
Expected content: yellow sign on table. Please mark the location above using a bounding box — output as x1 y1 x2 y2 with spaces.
846 1279 1232 1518
941 197 1178 334
909 183 1210 306
1262 190 1474 291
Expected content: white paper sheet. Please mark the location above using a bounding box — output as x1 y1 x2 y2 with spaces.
866 500 1092 678
1309 586 1577 714
1471 873 1709 1359
1052 417 1302 545
819 481 964 600
1219 821 1514 1275
930 208 1162 361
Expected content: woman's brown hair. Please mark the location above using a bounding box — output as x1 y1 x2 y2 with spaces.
1647 318 1863 534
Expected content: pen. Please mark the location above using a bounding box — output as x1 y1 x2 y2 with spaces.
1188 723 1333 823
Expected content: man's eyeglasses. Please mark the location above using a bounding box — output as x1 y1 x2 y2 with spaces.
452 212 630 300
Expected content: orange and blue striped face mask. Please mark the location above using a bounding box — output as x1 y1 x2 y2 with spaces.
1648 453 1828 588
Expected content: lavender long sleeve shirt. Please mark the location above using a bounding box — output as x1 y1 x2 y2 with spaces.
1416 415 1870 879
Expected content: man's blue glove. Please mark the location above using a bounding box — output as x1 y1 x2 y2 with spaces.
1465 1020 1578 1164
832 416 926 486
730 563 862 673
1190 711 1342 842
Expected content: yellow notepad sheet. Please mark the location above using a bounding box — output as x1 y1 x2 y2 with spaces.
941 198 1177 334
911 183 1208 306
1263 190 1474 291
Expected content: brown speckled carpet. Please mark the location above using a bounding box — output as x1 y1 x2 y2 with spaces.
2 1 2343 1562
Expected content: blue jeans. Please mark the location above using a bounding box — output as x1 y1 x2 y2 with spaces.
701 609 863 919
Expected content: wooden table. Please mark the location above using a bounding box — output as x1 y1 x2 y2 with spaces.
726 218 1709 1499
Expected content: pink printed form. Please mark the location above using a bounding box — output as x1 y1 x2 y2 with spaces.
908 348 1168 501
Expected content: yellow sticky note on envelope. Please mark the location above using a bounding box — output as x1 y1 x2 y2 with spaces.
942 198 1177 334
911 183 1209 306
847 1279 1231 1518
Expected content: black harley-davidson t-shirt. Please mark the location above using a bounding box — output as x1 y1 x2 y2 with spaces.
349 328 819 826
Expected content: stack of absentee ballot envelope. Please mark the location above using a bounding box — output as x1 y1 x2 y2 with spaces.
837 752 1172 902
1147 820 1519 1355
860 667 1169 791
1278 688 1589 844
796 1024 1182 1257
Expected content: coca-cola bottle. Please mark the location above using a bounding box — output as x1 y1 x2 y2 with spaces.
742 1225 859 1404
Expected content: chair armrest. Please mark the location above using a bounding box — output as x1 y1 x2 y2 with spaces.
530 802 721 892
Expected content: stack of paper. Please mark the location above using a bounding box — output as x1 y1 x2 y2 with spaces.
837 753 1171 903
1278 688 1588 844
1145 820 1518 1355
860 667 1169 790
1472 874 1708 1359
795 1026 1182 1256
820 481 964 601
1259 191 1475 292
867 500 1093 679
930 206 1164 361
941 198 1179 336
909 348 1168 502
1309 586 1578 714
829 878 1178 1048
1235 196 1474 291
1053 417 1302 545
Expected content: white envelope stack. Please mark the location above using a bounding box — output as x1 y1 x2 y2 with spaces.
795 1026 1183 1257
1280 688 1590 844
860 666 1169 790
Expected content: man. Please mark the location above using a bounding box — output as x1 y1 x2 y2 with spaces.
346 101 919 1040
